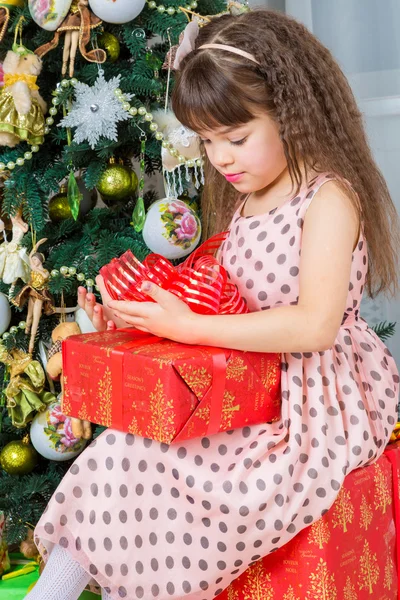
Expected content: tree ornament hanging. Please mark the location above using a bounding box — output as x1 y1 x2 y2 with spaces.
0 19 47 148
153 109 203 197
98 31 120 62
29 0 73 31
142 198 201 260
0 436 39 475
29 401 87 461
89 0 145 24
12 238 55 354
48 178 97 222
131 133 146 232
58 70 133 148
34 0 106 78
97 157 137 205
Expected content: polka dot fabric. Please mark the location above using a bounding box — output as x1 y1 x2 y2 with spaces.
34 173 399 600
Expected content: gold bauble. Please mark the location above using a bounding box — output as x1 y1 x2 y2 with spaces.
48 180 97 223
0 437 38 475
98 32 120 63
97 158 135 205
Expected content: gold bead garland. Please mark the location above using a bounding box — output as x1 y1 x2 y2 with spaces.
146 0 198 16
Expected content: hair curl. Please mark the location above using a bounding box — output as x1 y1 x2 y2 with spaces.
172 9 400 297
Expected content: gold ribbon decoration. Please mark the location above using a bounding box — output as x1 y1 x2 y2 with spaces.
3 73 39 90
0 346 56 428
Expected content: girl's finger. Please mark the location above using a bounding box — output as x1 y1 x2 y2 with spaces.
93 305 107 332
84 293 96 321
106 320 117 331
77 286 87 309
107 300 151 318
113 311 143 327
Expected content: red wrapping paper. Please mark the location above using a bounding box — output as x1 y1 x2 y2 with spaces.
219 443 400 599
62 328 281 443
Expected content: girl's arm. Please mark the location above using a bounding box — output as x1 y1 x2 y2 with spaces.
109 181 359 353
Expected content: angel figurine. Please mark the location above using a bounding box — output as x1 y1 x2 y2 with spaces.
0 209 31 287
35 0 106 77
12 238 55 354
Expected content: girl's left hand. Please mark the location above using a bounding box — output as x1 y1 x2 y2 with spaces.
107 281 198 344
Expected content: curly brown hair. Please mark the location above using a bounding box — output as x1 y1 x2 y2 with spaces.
172 9 400 298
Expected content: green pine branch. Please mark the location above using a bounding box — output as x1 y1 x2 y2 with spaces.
372 321 396 342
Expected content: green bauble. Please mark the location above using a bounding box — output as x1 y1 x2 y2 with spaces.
0 438 38 475
97 158 135 206
48 180 97 223
98 32 120 63
130 170 138 195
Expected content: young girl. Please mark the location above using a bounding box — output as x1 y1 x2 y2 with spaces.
27 9 399 600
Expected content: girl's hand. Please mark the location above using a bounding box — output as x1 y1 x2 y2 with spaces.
77 275 128 332
107 281 198 343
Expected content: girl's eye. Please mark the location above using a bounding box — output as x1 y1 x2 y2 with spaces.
200 139 211 144
230 137 247 146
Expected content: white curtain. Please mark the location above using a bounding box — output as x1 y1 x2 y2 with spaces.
250 0 400 364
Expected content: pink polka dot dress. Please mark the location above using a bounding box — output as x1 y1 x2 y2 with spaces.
34 173 399 600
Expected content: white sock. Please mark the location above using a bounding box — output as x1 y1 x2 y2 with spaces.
24 544 92 600
101 589 113 600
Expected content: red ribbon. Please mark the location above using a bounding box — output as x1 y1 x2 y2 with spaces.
100 232 248 316
108 329 227 435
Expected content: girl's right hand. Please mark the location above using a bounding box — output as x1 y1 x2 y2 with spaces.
77 275 128 332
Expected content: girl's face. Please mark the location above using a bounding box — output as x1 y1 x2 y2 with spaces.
198 112 288 194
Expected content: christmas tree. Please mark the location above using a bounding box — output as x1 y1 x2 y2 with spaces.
0 0 228 547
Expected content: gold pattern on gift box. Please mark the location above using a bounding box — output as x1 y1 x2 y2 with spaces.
226 356 247 382
373 463 392 514
127 415 143 437
343 576 357 600
261 354 281 389
241 561 274 600
143 380 177 443
332 487 354 533
177 364 212 399
358 539 379 594
95 367 112 425
62 375 72 415
306 558 337 599
308 519 330 549
197 390 240 430
78 401 90 421
227 587 239 600
283 585 300 600
359 495 373 530
383 552 394 590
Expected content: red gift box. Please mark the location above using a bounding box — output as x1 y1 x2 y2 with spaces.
62 329 281 443
219 443 400 599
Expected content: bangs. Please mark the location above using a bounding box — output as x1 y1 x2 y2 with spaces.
172 55 261 134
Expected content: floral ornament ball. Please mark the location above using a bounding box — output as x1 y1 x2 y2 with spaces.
142 198 201 260
29 0 73 31
30 402 87 461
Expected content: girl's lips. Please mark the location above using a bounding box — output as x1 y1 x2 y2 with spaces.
224 172 244 183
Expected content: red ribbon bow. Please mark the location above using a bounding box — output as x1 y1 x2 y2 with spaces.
100 232 248 315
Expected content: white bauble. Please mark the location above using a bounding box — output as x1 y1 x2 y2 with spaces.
30 402 87 461
0 292 11 335
29 0 73 31
143 198 201 260
88 0 145 23
74 307 97 333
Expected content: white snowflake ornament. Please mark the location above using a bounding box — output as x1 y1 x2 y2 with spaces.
59 70 133 149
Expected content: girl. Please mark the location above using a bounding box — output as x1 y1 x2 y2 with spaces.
27 8 399 600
